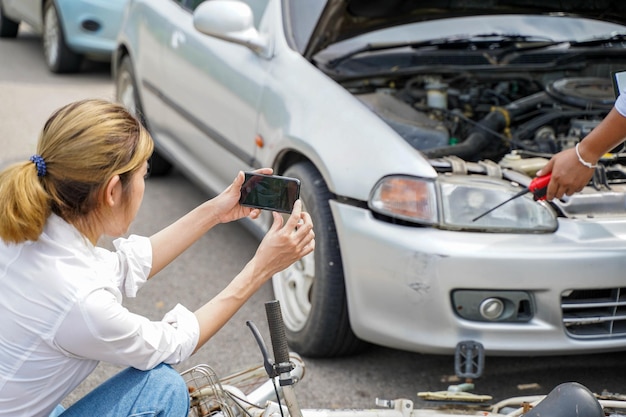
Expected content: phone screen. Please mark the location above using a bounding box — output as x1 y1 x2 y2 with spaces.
239 172 301 213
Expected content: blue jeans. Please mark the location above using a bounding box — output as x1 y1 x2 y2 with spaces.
56 363 189 417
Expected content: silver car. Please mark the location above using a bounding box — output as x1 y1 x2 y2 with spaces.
114 0 626 358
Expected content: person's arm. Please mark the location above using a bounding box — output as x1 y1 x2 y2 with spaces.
192 201 314 352
148 169 269 278
56 289 199 370
577 107 626 161
147 166 315 353
538 106 626 200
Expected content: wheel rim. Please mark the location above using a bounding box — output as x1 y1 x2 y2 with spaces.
274 200 316 332
43 7 59 68
273 250 315 332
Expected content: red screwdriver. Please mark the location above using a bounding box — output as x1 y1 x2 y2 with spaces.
471 174 551 222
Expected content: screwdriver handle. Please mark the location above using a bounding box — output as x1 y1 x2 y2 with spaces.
528 174 551 200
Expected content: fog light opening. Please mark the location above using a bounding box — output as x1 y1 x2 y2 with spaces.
479 297 505 320
81 19 101 32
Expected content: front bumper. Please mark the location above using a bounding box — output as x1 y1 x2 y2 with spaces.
331 200 626 356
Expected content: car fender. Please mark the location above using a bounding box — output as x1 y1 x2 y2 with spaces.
54 0 127 56
256 41 436 202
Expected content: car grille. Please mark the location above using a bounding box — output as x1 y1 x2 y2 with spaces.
562 288 626 339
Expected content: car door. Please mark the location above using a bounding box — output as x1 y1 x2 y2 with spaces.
158 0 271 194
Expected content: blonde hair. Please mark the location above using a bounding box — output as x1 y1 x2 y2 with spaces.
0 99 154 243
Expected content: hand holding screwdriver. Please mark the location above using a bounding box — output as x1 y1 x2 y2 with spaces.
471 174 551 222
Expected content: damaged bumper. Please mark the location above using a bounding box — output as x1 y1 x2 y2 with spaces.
331 200 626 355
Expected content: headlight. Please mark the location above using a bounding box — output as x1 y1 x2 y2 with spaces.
369 174 557 233
368 175 438 224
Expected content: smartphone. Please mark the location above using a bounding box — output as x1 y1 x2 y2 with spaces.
239 172 301 213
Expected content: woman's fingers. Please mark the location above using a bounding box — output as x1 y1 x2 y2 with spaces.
252 167 273 176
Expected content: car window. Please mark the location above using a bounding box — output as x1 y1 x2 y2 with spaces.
285 0 326 53
186 0 206 11
173 0 210 12
239 0 269 29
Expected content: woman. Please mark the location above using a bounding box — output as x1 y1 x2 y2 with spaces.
0 99 315 416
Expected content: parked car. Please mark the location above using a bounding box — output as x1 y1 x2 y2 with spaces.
114 0 626 359
0 0 127 73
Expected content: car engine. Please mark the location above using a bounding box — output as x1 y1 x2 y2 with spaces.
356 74 621 174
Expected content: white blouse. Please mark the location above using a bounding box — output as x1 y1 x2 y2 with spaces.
0 214 200 417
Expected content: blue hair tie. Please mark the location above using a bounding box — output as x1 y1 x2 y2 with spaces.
29 154 47 177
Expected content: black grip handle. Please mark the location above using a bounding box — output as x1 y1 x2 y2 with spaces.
265 300 290 365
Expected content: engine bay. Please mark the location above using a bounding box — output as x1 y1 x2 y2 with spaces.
354 66 626 192
345 64 626 217
355 73 622 174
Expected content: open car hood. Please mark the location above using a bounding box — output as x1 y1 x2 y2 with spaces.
304 0 626 59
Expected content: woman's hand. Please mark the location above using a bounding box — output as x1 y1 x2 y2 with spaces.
537 148 595 201
212 168 273 224
250 200 315 280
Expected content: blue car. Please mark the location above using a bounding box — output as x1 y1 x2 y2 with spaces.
0 0 127 73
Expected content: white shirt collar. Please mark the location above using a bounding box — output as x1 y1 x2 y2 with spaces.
42 213 96 256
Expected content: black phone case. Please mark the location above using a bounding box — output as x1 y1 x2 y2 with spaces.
239 172 301 213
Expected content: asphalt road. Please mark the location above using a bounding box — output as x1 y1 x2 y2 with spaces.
3 25 626 413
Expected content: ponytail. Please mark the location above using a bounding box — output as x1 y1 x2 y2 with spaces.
0 161 51 243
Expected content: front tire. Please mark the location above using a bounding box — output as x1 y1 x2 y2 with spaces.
115 54 172 176
43 0 82 73
273 162 366 357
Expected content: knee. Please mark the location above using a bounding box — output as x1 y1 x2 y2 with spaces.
146 364 189 410
151 363 188 392
150 363 183 382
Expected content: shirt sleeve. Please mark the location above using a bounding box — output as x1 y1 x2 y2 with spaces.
54 288 200 370
96 234 153 298
615 94 626 118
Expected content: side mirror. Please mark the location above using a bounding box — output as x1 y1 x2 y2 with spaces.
193 0 271 58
